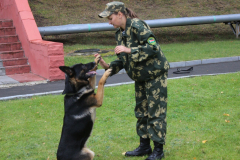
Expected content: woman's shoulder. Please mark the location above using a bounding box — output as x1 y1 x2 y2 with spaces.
130 18 144 27
129 18 150 30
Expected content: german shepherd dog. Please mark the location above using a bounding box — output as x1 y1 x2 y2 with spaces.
57 56 111 160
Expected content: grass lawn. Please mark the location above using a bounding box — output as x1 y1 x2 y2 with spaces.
0 72 239 160
64 39 240 68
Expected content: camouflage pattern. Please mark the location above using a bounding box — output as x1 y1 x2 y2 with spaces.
135 72 168 144
98 1 126 18
109 18 170 82
109 18 169 144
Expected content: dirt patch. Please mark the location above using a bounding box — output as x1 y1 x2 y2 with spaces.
67 49 112 56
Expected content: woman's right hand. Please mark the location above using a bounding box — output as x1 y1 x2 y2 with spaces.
94 53 110 69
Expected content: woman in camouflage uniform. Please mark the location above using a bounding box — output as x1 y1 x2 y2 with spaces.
96 1 169 160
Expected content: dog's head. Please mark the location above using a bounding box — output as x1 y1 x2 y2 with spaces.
59 62 96 95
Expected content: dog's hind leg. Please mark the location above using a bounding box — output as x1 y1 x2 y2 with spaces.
80 147 95 160
94 69 112 107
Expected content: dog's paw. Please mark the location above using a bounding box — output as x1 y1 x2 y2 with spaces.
104 69 112 77
94 55 101 64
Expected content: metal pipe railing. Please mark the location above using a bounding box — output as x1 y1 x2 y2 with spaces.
38 14 240 37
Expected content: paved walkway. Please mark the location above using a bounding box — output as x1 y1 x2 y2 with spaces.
0 73 47 85
0 57 239 100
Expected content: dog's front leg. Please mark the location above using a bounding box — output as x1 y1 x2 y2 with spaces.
89 55 102 89
94 69 111 107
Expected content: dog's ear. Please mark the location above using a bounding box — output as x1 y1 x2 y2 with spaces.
59 66 74 77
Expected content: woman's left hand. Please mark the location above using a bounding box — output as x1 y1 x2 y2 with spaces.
114 45 131 54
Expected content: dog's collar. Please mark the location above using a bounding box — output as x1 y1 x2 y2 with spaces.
66 85 94 99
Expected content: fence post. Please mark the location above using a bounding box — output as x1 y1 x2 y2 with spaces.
236 22 239 38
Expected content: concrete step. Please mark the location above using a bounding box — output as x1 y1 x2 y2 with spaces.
1 58 28 67
0 20 13 28
0 27 16 36
0 20 30 76
5 65 31 75
0 35 19 43
0 20 13 27
0 50 24 59
0 50 24 60
0 42 22 51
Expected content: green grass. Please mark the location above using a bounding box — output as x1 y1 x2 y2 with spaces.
1 72 240 159
64 40 240 67
161 40 239 62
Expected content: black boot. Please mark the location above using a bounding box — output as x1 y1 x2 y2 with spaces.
125 137 152 156
145 141 164 160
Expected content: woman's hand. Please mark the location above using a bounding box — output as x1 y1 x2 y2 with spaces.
114 45 131 54
94 53 110 69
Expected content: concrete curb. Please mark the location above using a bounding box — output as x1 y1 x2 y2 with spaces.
96 56 240 75
0 80 47 88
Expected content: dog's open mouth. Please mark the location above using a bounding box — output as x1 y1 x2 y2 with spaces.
86 71 96 77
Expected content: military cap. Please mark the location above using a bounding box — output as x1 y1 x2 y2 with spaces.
98 1 126 18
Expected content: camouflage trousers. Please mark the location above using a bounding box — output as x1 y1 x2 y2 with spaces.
134 72 168 144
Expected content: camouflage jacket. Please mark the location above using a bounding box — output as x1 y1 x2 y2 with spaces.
109 18 169 82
